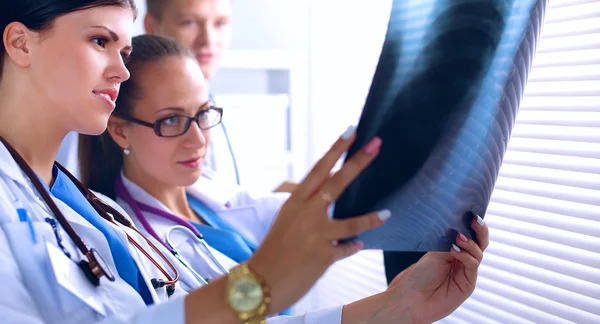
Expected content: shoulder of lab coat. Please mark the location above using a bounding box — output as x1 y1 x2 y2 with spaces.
0 142 186 324
188 173 290 245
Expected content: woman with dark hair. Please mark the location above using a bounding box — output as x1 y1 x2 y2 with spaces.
76 30 490 323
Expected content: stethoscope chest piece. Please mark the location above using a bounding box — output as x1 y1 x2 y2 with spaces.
79 248 116 286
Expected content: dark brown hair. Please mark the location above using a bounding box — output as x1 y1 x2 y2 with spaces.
0 0 137 80
79 34 193 199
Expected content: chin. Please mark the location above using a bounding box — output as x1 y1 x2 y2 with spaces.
76 118 110 136
178 174 201 187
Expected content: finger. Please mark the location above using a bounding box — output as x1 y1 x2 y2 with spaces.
313 136 382 206
450 244 480 279
294 126 357 200
455 232 483 264
326 209 391 241
332 240 364 262
471 213 489 252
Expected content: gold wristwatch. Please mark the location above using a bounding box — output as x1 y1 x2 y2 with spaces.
226 262 271 324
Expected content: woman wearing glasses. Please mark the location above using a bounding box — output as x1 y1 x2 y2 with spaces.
77 33 490 323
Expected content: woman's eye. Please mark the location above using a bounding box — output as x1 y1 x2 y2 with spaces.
163 116 180 126
92 37 109 48
198 110 209 120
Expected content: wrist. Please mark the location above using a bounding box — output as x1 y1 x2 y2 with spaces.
226 262 271 323
247 249 278 314
342 290 413 324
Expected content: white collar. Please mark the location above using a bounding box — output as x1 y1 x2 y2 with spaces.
0 141 34 187
119 171 240 213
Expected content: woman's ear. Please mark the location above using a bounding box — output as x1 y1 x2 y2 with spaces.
106 116 130 150
3 22 34 69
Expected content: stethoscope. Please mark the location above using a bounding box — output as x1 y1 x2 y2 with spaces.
115 176 228 285
165 226 229 284
208 93 240 185
0 136 180 295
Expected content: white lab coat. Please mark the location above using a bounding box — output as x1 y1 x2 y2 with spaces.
116 173 344 323
0 142 343 323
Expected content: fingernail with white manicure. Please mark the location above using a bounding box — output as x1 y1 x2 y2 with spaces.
452 244 461 252
477 215 485 226
377 209 392 221
341 125 357 140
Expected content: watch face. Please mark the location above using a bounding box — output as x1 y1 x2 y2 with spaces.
228 277 264 312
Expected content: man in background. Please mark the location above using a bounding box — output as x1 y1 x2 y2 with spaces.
144 0 296 192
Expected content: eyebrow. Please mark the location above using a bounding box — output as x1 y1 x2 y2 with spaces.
156 100 212 115
90 25 132 51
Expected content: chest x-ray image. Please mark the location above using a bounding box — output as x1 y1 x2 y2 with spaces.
333 0 548 251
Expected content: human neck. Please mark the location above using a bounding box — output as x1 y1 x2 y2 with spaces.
0 80 67 185
122 164 202 223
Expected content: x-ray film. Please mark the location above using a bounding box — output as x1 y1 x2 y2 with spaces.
333 0 548 251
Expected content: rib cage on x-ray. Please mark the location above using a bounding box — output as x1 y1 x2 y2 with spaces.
333 0 548 251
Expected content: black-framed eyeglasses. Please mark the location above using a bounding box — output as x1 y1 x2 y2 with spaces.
117 107 223 138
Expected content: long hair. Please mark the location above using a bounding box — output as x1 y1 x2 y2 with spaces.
79 34 193 199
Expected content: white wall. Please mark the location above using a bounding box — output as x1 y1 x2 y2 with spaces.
133 0 146 36
306 0 392 165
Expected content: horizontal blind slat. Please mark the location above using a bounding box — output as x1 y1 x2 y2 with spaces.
478 260 600 314
486 213 600 253
498 163 600 189
545 1 600 22
537 33 600 52
471 278 598 323
523 80 600 96
502 150 600 173
520 96 600 111
487 201 600 237
513 110 600 126
485 241 600 286
494 177 600 206
551 0 599 9
481 253 600 300
541 17 600 37
533 49 600 67
463 284 575 323
485 227 600 269
511 125 600 142
507 137 600 158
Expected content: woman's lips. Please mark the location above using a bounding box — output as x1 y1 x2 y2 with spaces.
178 157 202 169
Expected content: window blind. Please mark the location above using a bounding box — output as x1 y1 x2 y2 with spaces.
296 0 600 322
440 0 600 322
